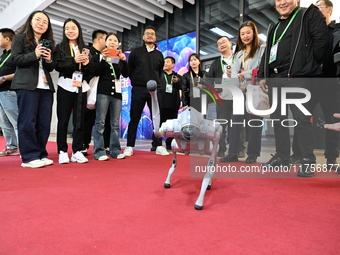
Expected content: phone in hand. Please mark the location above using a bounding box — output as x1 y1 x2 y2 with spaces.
82 48 90 56
106 48 119 58
42 39 52 49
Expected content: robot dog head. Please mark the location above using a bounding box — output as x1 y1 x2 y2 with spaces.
181 124 199 141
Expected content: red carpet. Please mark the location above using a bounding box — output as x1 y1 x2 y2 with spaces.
0 136 340 254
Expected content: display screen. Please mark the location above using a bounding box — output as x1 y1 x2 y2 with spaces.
120 31 197 139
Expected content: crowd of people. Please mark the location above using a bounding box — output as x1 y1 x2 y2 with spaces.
0 0 340 178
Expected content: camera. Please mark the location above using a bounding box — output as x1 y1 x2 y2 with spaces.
42 39 51 49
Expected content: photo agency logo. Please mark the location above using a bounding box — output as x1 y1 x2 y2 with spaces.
199 83 313 128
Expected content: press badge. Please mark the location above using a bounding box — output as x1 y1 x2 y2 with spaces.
115 79 122 93
269 43 278 64
71 71 83 87
193 86 200 98
166 84 173 93
222 73 230 85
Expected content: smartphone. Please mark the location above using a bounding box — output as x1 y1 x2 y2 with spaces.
106 48 119 58
82 48 90 56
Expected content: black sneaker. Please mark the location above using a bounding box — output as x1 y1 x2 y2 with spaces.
261 154 290 169
150 146 156 152
290 154 302 165
297 158 315 178
326 159 339 170
245 156 257 164
220 154 238 163
218 150 225 158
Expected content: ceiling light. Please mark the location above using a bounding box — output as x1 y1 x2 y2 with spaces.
50 19 64 27
210 27 235 39
157 0 167 5
200 50 209 55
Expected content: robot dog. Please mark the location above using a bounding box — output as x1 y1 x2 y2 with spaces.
147 80 222 210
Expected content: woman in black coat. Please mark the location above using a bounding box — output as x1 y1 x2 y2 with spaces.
11 10 55 168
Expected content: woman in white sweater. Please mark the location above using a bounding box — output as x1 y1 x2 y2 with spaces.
220 21 265 164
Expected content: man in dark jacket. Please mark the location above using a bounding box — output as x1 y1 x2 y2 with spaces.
258 1 328 177
290 0 340 170
123 26 168 157
0 28 18 156
160 56 182 150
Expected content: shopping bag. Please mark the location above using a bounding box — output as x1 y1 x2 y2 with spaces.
86 76 99 109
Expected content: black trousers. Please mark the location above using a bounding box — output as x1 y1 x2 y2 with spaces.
268 75 316 162
292 78 340 160
56 87 87 153
216 99 233 153
127 86 162 147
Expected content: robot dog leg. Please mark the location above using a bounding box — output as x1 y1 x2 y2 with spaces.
147 80 222 210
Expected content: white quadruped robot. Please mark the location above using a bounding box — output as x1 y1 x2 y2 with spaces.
147 80 222 210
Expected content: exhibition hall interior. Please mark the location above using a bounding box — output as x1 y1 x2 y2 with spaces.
0 0 339 254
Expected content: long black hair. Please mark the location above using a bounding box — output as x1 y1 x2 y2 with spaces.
60 18 86 55
18 10 55 52
188 53 204 77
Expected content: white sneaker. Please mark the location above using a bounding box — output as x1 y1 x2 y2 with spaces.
98 155 109 161
21 159 45 168
156 146 169 156
123 146 133 157
71 151 89 163
59 151 70 164
117 153 126 159
41 158 54 166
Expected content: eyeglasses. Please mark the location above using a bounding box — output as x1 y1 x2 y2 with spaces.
217 40 229 46
144 32 155 36
34 17 48 26
316 5 328 9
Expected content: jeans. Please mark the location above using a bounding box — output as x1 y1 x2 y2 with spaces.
93 94 122 158
0 91 18 149
16 89 53 163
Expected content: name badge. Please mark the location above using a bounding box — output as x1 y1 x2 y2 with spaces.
193 87 200 98
269 43 278 64
115 79 122 93
72 71 83 87
166 84 173 93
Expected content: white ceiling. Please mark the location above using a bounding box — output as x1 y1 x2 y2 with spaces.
0 0 195 44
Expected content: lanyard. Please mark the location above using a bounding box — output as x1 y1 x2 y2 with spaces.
0 53 11 67
272 7 301 45
108 62 117 79
164 73 174 85
190 71 200 86
220 56 226 73
241 51 249 71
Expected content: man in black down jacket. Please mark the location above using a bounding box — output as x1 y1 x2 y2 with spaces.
258 1 328 177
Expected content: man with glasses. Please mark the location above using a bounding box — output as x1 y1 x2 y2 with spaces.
82 29 108 156
206 36 246 158
123 26 168 157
